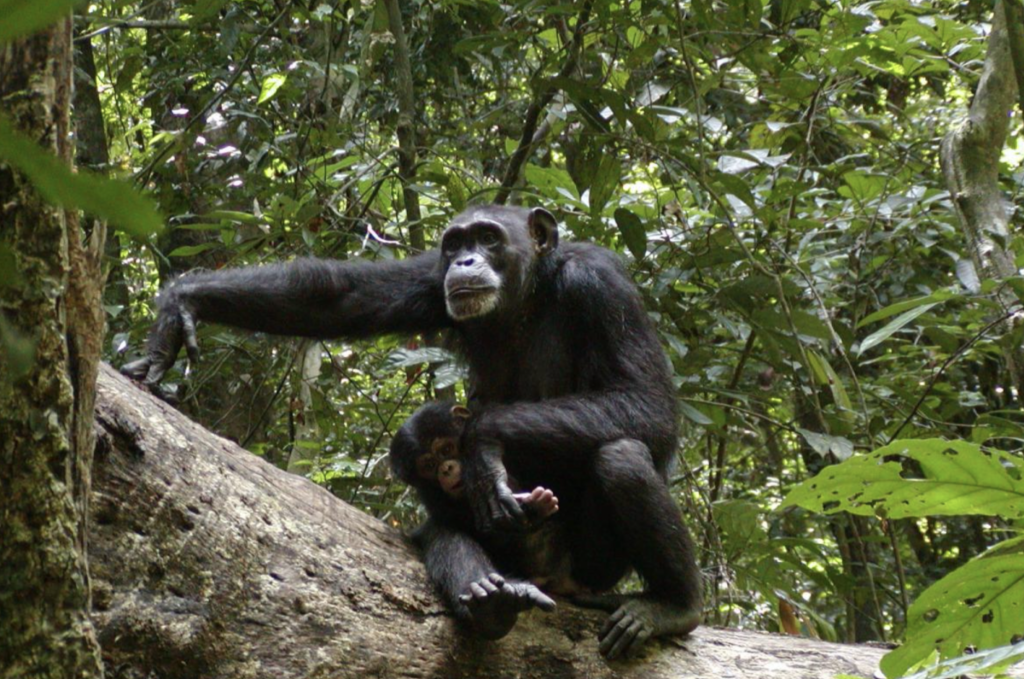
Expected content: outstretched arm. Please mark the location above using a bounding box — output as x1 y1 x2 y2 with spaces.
123 253 450 385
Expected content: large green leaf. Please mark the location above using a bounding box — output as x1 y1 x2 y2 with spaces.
614 208 646 259
881 545 1024 678
857 303 937 355
0 0 78 42
0 115 162 237
897 639 1024 679
782 439 1024 519
857 290 959 328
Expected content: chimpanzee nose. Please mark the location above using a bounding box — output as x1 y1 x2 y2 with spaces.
456 256 475 267
439 460 458 477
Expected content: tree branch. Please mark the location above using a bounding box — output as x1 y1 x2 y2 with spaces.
494 1 594 205
384 0 423 249
91 364 895 677
939 0 1023 393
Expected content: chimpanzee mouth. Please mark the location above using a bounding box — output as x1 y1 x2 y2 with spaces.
446 286 499 320
448 286 496 298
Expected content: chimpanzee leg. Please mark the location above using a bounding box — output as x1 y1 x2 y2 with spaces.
572 439 703 659
414 520 555 640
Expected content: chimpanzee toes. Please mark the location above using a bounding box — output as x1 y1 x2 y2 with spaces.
458 574 555 640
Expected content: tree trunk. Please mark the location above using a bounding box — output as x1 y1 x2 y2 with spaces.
0 16 105 678
940 0 1024 393
92 364 907 679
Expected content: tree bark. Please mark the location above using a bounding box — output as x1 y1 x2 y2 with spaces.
0 16 105 678
383 0 423 249
92 364 908 679
940 0 1023 392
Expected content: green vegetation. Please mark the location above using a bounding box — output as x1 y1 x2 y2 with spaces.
3 0 1024 676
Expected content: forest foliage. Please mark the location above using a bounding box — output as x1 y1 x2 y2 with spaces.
2 0 1024 676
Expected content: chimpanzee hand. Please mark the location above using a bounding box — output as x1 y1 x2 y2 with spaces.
460 437 526 533
458 573 556 640
573 593 700 659
120 287 200 387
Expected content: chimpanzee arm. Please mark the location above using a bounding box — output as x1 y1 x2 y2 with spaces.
123 253 449 385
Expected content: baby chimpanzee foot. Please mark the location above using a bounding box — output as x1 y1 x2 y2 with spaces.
574 593 700 659
459 573 556 640
513 486 559 525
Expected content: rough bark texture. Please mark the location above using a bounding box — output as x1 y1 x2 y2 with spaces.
383 0 422 248
940 0 1023 389
0 17 104 678
92 364 906 679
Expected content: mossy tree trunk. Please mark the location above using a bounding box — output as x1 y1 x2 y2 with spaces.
0 17 106 679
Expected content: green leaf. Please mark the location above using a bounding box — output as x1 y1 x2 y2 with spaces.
679 401 714 426
857 303 937 355
897 639 1024 679
589 156 620 216
614 208 647 259
839 171 886 202
0 115 162 237
796 428 855 460
168 243 219 257
0 0 79 42
257 73 288 104
857 291 957 328
881 548 1024 678
782 439 1024 519
525 165 577 200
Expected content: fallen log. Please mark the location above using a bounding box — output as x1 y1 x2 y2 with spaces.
91 364 898 678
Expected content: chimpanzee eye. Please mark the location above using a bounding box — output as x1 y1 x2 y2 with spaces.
479 230 500 247
416 454 439 479
442 232 464 253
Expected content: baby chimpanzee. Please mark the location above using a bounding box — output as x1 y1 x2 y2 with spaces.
390 401 577 632
391 402 559 523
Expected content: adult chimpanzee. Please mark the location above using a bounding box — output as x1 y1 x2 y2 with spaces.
122 205 703 659
390 400 569 633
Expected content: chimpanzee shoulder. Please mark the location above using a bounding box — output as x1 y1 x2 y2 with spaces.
546 243 642 302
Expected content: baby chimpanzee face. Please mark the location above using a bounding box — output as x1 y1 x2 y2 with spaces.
416 435 465 497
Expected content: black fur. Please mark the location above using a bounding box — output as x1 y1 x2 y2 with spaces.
123 205 703 657
389 401 566 585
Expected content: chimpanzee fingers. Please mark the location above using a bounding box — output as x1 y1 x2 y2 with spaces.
625 627 653 658
524 586 556 612
181 309 200 365
602 618 646 660
494 489 526 528
499 580 556 613
599 604 628 638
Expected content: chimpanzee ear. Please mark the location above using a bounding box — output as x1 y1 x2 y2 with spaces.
528 208 559 255
450 405 471 423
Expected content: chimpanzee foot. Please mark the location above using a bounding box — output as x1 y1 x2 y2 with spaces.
573 594 700 659
513 487 559 523
459 573 556 640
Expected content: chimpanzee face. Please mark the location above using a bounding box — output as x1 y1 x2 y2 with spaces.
416 436 464 497
440 207 558 321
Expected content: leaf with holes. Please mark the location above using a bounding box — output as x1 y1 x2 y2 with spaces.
781 439 1024 519
880 547 1024 678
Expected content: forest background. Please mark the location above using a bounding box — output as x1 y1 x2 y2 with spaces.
2 0 1024 677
